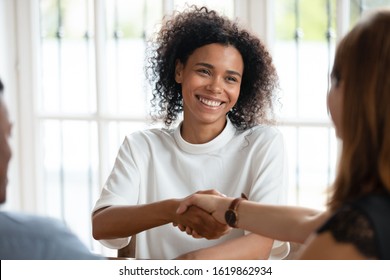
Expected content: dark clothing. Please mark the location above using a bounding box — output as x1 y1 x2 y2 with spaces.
317 193 390 259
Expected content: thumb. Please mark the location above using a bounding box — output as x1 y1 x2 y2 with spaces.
176 201 191 214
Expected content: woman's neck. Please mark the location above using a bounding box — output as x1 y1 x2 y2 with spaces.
180 119 227 144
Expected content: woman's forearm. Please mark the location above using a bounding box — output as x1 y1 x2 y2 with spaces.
92 200 177 240
237 201 329 243
177 193 329 243
92 198 230 241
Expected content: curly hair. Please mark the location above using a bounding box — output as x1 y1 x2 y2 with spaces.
146 5 278 130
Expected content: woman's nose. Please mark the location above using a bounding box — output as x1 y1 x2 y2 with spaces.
206 77 223 94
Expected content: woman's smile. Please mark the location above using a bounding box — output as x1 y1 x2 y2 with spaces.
197 95 224 108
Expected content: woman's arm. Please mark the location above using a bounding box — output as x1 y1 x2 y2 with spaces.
238 201 329 243
92 199 229 240
92 200 177 240
177 193 330 243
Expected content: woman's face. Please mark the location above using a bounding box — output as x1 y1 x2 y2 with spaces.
0 98 12 204
327 76 344 139
175 43 243 131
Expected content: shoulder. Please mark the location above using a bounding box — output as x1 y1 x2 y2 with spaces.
0 211 72 238
123 127 175 147
352 193 390 214
0 211 103 260
351 193 390 259
245 125 282 137
241 125 284 144
236 126 284 153
317 204 378 259
299 231 367 259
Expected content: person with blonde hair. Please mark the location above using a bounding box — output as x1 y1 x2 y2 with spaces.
177 9 390 260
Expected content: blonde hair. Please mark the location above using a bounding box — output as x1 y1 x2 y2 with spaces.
328 9 390 211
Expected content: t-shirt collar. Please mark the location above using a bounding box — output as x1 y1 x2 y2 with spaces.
174 117 236 154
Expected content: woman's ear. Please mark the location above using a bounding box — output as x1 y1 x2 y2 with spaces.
175 60 183 83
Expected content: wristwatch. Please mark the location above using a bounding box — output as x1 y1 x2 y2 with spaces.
224 193 248 228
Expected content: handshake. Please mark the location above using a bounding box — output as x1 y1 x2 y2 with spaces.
173 189 240 240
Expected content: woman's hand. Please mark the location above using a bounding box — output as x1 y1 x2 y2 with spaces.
176 189 233 228
174 205 230 239
173 189 232 239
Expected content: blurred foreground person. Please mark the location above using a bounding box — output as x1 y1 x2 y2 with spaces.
0 78 104 260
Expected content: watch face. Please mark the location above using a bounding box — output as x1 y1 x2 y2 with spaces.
225 210 237 227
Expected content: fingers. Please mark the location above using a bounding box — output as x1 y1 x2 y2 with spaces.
175 206 230 240
177 224 186 232
176 199 193 214
191 231 203 239
177 223 230 239
184 226 194 235
176 224 210 239
175 191 230 239
173 222 204 238
177 191 222 215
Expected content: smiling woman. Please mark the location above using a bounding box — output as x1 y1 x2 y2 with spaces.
92 5 288 260
147 5 278 131
174 44 243 143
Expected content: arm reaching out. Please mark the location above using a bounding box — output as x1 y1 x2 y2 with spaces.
177 191 330 244
93 196 229 241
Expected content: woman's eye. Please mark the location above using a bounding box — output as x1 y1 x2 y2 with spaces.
331 76 339 88
226 76 238 83
330 72 341 88
197 69 210 75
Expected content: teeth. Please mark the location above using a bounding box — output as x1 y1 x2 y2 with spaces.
199 97 222 107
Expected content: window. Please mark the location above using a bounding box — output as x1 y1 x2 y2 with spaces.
273 0 389 207
273 0 339 207
4 0 388 256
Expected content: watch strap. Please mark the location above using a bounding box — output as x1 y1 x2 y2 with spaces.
226 193 248 228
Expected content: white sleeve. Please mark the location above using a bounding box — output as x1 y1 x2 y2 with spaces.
249 129 288 205
248 128 290 259
92 136 141 249
93 136 141 212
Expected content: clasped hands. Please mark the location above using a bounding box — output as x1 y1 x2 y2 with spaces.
173 189 234 239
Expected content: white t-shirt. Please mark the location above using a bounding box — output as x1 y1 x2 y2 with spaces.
93 118 288 259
